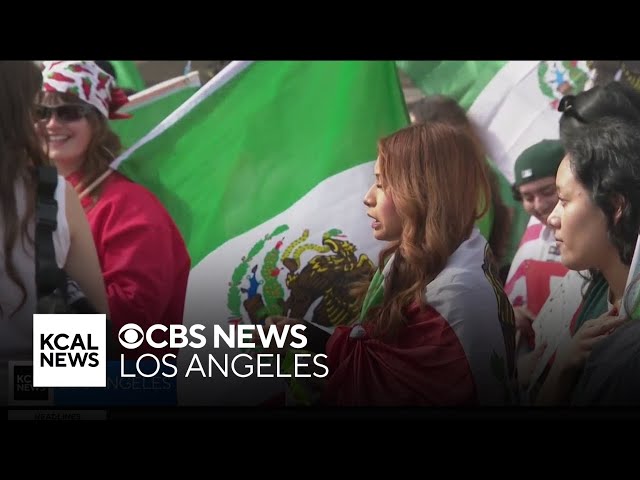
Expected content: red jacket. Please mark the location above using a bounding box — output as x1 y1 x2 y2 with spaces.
68 170 191 358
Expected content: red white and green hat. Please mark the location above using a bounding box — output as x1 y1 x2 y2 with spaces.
41 60 132 120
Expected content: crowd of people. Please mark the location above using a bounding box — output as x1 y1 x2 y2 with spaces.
1 60 639 407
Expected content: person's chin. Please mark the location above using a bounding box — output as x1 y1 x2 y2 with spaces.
50 154 80 169
49 151 70 163
372 230 386 241
560 255 584 272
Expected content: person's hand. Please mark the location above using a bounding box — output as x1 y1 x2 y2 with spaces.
252 316 302 354
514 306 536 348
517 341 547 388
557 312 626 373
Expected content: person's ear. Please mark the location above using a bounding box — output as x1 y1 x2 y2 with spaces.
611 193 626 225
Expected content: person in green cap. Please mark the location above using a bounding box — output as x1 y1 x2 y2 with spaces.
503 139 567 387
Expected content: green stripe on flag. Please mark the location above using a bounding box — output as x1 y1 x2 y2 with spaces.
117 61 409 267
110 85 200 149
492 162 529 266
397 61 507 110
109 61 146 92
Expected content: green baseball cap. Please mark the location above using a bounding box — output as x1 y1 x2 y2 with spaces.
513 139 565 188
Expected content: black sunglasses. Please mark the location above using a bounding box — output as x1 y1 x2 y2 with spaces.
34 104 93 123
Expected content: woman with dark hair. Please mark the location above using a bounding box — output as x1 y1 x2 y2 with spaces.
536 82 640 404
0 61 108 403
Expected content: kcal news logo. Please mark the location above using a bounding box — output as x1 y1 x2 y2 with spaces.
32 314 107 388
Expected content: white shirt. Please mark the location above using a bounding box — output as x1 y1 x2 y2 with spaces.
505 219 563 309
0 175 70 405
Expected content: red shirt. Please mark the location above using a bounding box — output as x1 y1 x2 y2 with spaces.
68 170 191 358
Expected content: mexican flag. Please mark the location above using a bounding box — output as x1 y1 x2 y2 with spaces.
108 60 146 92
397 60 592 265
111 61 409 405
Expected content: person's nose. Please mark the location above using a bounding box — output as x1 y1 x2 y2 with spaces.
363 184 376 207
547 201 562 230
44 112 63 129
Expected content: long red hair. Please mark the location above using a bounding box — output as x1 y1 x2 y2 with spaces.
365 122 491 338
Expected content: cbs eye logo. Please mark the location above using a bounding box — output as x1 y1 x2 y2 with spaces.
118 324 144 350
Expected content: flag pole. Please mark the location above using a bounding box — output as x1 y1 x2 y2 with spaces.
78 169 113 199
78 70 203 199
121 70 201 112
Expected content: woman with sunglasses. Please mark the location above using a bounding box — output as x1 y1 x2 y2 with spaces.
34 61 191 360
535 82 640 404
0 61 108 403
